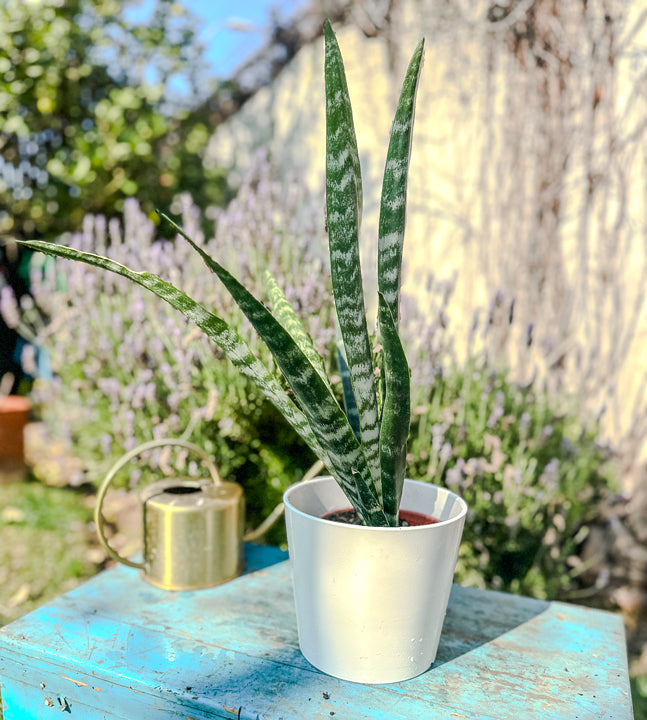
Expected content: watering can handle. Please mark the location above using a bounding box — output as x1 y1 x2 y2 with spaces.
94 438 222 570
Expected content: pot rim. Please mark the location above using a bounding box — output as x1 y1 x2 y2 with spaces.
283 475 468 532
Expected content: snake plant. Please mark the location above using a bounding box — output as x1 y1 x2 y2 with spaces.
20 21 424 527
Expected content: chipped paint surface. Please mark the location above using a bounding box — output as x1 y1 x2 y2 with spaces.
60 674 88 687
0 544 633 719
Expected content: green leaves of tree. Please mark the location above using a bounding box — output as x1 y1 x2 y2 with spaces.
0 0 224 240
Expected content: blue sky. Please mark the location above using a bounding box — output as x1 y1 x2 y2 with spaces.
120 0 310 108
184 0 308 76
127 0 309 78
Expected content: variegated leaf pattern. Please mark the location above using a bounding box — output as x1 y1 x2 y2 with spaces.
323 19 362 225
378 292 410 525
378 37 425 328
324 19 382 497
161 216 388 526
264 268 330 388
17 239 330 466
336 341 361 442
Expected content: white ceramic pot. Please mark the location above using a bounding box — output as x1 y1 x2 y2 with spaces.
283 476 467 684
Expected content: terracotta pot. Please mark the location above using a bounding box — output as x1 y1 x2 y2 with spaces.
0 395 30 481
283 476 467 683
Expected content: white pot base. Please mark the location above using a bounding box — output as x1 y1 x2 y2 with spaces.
284 477 468 683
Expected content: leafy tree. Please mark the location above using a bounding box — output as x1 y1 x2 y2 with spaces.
0 0 228 241
0 0 231 387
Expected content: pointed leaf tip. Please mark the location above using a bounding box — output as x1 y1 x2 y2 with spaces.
377 35 425 328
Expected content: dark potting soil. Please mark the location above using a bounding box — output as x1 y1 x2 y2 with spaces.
321 508 439 527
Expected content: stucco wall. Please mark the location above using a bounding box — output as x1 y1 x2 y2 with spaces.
205 1 647 483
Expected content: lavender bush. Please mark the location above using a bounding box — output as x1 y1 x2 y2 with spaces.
398 277 616 600
5 157 616 585
19 152 334 538
407 354 616 600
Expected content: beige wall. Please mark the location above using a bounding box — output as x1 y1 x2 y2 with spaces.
206 1 647 487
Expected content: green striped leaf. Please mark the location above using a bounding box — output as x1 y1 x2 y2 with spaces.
336 341 361 442
160 215 388 526
378 292 410 524
324 19 381 496
323 19 362 225
375 40 422 523
264 268 330 387
378 37 425 328
17 239 329 465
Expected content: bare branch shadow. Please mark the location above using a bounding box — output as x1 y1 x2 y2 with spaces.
432 582 549 667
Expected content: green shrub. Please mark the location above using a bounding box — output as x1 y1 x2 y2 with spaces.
407 356 616 599
21 154 330 541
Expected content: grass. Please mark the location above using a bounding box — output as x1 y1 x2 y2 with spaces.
634 676 647 719
0 478 102 627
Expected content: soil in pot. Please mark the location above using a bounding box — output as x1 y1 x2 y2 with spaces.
321 508 438 527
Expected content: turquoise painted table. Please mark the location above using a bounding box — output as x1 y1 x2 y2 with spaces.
0 544 633 719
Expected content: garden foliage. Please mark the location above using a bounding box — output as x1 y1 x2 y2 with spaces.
407 358 615 599
22 155 333 544
19 22 426 528
3 144 616 587
1 10 617 587
0 0 226 241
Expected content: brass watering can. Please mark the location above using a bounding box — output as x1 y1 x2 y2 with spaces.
95 438 244 590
